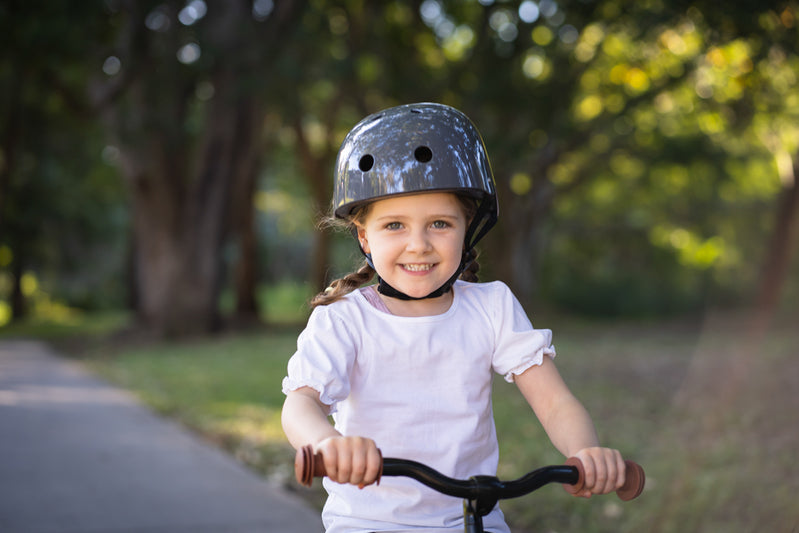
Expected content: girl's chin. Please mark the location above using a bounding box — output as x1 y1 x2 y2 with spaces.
388 282 448 299
381 282 431 299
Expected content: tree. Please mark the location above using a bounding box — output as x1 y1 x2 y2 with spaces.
0 0 126 322
270 1 737 308
4 0 794 331
90 0 305 336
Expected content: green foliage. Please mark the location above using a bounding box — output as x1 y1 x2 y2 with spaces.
3 0 798 322
257 282 314 324
266 0 799 316
219 282 313 325
0 0 128 316
254 143 316 284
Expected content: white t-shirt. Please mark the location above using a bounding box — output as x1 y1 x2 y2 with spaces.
282 280 556 532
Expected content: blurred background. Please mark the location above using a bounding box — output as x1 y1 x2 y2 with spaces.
2 0 797 334
1 1 797 531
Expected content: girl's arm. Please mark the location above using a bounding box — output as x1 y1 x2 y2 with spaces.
282 386 382 487
514 356 626 498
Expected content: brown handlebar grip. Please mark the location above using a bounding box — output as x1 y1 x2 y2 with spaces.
616 460 645 501
295 444 325 487
563 457 645 501
294 444 384 487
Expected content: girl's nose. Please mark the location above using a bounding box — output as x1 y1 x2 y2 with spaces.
406 228 432 252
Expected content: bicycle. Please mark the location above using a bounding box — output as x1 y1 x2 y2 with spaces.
295 444 645 533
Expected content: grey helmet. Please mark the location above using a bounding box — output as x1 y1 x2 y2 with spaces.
333 103 499 300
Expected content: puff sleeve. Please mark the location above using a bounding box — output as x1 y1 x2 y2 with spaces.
281 304 359 414
488 282 556 382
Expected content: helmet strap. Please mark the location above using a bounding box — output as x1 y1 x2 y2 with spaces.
369 247 478 301
464 197 497 251
361 245 465 300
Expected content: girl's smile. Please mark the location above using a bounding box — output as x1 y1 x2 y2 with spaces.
402 263 435 272
356 192 468 313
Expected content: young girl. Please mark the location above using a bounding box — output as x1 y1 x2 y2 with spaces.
282 103 626 532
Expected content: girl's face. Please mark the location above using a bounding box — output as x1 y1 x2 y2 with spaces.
356 192 468 304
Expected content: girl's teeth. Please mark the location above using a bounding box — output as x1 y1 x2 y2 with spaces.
404 264 432 271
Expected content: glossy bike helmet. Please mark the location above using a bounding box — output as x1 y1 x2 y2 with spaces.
333 102 498 300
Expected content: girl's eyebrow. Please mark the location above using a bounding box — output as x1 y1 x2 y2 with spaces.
373 212 460 222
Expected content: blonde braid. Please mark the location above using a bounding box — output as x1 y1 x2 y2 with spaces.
311 260 376 308
459 249 481 283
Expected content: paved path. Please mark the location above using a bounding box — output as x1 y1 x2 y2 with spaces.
0 340 323 533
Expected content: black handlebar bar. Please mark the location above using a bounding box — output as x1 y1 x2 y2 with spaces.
295 445 645 502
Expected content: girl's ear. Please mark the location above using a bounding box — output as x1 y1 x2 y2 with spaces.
356 225 370 254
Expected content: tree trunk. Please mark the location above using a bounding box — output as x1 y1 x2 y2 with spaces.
489 166 553 309
751 151 799 335
129 176 215 335
10 254 26 321
1 63 25 319
309 226 332 290
93 0 306 337
293 117 336 292
122 73 261 337
0 68 23 245
232 134 262 322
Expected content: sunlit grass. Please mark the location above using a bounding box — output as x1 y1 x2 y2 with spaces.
0 310 130 340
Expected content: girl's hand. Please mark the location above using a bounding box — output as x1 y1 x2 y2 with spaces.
315 435 382 488
571 447 626 498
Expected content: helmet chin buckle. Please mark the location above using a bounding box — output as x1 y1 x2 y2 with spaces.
376 276 454 301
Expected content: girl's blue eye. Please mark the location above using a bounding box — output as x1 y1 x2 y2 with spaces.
386 222 402 230
432 220 450 229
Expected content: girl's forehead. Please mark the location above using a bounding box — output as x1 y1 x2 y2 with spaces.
365 192 464 218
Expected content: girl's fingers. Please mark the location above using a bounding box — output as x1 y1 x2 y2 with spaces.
363 444 383 486
600 452 616 494
578 452 596 497
600 449 625 494
335 443 353 483
348 437 372 486
317 436 380 487
317 438 347 483
595 455 613 495
615 451 627 491
322 440 342 482
576 447 627 496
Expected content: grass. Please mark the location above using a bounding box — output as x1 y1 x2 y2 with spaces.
9 304 798 532
0 310 130 340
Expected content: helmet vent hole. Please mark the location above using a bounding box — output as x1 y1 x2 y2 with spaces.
410 108 422 113
359 154 374 172
414 146 433 163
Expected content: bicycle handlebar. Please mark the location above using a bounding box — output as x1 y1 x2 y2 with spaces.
295 445 645 502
